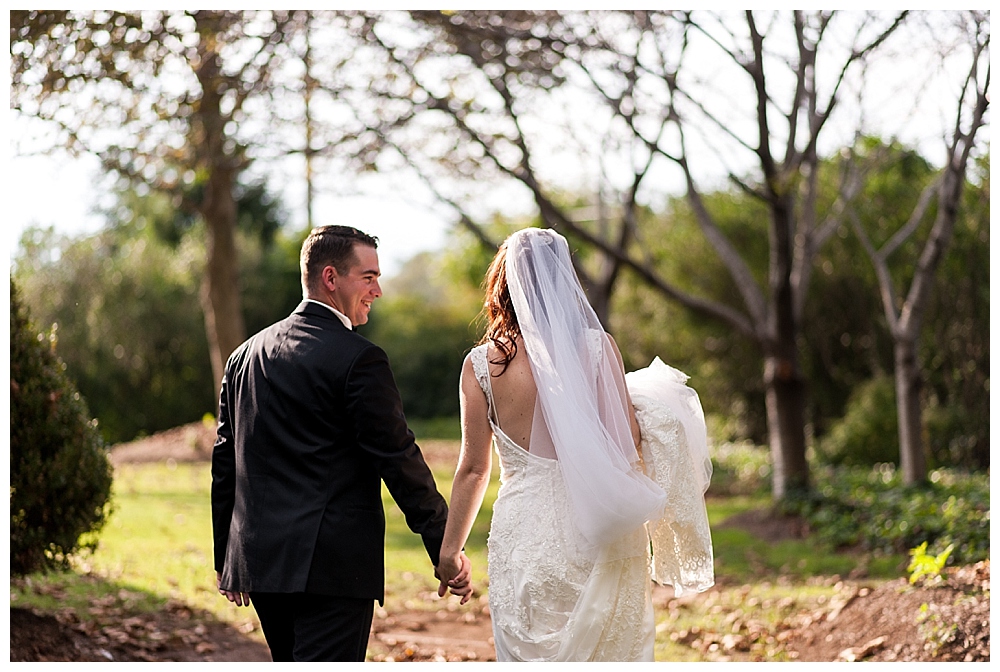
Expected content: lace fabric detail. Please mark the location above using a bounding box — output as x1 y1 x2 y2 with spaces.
630 387 715 596
469 344 489 396
468 344 654 661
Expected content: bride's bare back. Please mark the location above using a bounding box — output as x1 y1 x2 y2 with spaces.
485 339 538 451
486 335 642 457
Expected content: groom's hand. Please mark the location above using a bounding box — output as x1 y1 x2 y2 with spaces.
217 571 251 607
436 552 473 605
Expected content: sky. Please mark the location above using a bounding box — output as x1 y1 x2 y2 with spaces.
4 140 454 279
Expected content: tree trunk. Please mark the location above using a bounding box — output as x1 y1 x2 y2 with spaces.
199 168 246 401
764 191 810 499
194 12 247 402
579 273 612 326
764 351 809 499
895 337 926 485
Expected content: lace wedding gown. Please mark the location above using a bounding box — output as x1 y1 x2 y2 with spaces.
471 344 655 662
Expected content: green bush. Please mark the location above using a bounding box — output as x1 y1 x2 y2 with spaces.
711 437 988 567
818 375 899 466
924 400 985 471
10 279 114 576
782 464 989 566
707 440 772 497
408 416 462 441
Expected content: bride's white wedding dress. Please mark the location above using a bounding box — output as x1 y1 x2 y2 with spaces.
471 345 714 662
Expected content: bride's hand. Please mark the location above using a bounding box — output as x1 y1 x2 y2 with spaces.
436 551 473 604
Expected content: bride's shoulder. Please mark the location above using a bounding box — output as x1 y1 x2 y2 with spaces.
466 343 488 362
464 344 489 385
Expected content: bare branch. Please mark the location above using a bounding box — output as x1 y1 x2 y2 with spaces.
880 178 941 259
847 205 900 333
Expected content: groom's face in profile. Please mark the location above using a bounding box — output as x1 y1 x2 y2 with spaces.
328 243 382 326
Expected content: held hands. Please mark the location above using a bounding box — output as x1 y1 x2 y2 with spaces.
435 551 473 605
216 571 251 607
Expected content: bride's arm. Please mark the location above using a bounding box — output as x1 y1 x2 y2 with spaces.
437 355 494 601
607 334 643 454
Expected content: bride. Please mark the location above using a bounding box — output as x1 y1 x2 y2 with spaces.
435 228 715 661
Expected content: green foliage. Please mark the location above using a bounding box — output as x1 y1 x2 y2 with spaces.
707 441 772 497
714 439 987 568
803 142 989 471
10 279 114 576
611 197 770 444
781 465 989 565
11 183 302 444
907 541 954 585
817 375 899 466
13 223 216 444
919 152 989 470
359 249 483 419
238 224 308 338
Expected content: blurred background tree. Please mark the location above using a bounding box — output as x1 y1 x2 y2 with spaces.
11 180 302 444
10 10 310 398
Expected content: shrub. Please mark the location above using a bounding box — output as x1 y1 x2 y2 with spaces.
10 279 114 576
707 440 772 496
782 464 989 566
818 375 899 466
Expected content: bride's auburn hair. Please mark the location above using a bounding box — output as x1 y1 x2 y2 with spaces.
480 239 520 374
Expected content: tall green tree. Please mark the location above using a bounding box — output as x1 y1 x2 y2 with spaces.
12 183 302 444
10 10 307 399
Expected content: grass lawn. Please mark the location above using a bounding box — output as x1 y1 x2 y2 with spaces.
11 450 908 661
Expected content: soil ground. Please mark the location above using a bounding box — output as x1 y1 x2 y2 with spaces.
9 422 990 662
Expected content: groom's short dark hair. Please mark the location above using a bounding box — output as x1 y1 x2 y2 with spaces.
300 225 379 294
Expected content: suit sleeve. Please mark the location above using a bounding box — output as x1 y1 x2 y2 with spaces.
345 345 449 566
211 369 236 573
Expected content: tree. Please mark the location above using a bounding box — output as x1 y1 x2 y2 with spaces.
10 278 113 575
10 10 305 398
845 11 989 483
12 183 301 444
920 153 989 471
321 10 918 500
13 219 214 444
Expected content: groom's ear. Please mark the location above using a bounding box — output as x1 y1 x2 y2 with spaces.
321 265 338 291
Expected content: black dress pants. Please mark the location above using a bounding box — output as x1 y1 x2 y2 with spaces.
249 592 375 662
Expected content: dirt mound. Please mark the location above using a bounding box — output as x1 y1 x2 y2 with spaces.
785 560 990 662
108 422 461 470
109 422 217 466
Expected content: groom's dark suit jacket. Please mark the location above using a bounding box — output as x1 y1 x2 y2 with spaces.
212 301 448 603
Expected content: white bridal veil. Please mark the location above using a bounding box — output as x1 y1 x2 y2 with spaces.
504 228 667 548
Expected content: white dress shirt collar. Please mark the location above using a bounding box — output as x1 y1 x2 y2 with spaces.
305 298 353 330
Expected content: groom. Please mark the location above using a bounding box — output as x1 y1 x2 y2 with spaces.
212 225 469 661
